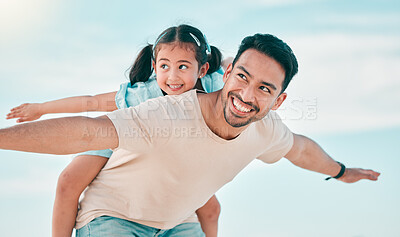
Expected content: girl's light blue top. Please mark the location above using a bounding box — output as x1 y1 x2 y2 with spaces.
115 68 224 109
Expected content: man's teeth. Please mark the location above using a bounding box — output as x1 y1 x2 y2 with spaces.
169 84 183 89
233 98 251 113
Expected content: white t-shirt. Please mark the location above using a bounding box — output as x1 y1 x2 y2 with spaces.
75 90 293 229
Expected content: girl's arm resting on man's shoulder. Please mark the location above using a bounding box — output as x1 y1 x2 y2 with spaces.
6 91 118 123
0 115 119 154
284 134 380 183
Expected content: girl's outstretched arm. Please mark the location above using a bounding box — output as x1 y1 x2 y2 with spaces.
6 91 118 123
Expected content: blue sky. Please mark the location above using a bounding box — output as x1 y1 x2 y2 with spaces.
0 0 399 236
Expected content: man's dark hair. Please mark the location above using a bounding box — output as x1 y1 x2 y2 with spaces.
232 34 298 93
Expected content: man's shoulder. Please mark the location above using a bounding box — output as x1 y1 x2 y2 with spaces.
256 111 283 126
127 90 200 120
153 89 198 106
249 111 289 136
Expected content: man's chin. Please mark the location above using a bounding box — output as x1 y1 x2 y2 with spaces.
224 109 252 128
228 122 249 128
225 117 253 128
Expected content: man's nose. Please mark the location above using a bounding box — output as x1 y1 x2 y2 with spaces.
239 86 256 104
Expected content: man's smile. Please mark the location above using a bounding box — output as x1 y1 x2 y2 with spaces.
229 93 259 117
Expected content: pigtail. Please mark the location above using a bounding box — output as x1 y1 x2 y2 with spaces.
206 45 222 74
129 44 154 84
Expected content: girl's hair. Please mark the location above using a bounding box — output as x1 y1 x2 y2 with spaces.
129 24 222 85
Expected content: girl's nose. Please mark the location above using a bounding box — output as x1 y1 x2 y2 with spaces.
168 68 179 80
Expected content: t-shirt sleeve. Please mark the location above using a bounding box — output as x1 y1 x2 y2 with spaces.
256 112 294 164
106 102 170 152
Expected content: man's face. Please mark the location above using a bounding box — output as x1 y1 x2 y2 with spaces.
221 48 287 128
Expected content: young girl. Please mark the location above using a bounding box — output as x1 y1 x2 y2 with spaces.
7 24 229 237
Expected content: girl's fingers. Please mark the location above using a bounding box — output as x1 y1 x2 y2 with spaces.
11 104 28 111
6 112 17 119
10 108 20 114
17 117 27 123
8 112 20 118
6 112 24 120
11 105 23 111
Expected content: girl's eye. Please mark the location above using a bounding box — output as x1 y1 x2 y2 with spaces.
161 64 169 69
179 65 188 70
260 86 270 93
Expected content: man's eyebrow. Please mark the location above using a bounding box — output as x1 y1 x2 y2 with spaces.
237 65 277 91
237 65 252 78
261 81 277 91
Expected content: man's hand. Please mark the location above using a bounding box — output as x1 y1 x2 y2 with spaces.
337 168 381 183
286 134 381 184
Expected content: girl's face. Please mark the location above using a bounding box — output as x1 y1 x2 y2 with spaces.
153 43 209 95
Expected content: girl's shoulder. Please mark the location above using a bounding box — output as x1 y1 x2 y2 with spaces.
200 67 225 93
115 74 163 109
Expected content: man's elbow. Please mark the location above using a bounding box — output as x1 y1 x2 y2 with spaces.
284 134 309 163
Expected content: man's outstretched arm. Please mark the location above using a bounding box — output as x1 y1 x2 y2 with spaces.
0 115 118 155
284 134 380 183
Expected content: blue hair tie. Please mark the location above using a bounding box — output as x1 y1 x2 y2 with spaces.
203 34 212 55
152 32 168 58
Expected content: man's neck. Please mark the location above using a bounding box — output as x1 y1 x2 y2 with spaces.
197 91 248 140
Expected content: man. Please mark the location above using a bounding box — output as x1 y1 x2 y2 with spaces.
0 34 380 236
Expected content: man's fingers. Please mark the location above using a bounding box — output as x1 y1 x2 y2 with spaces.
340 168 381 183
361 169 380 181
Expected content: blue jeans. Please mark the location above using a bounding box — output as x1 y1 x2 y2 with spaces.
76 216 205 237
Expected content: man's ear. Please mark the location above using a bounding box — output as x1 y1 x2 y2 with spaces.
271 92 287 110
223 63 233 83
199 62 209 78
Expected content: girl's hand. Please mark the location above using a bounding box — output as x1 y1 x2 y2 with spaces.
6 103 43 123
